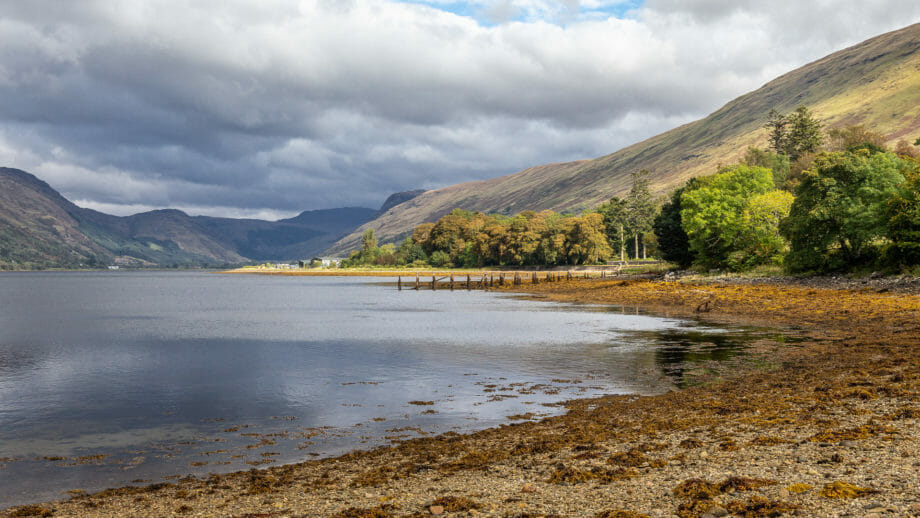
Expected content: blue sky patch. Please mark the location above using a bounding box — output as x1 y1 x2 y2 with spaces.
393 0 644 26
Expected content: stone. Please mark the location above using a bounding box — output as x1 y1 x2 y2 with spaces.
429 504 444 515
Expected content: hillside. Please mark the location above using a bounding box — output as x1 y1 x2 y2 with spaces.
0 168 378 269
327 22 920 255
0 167 113 268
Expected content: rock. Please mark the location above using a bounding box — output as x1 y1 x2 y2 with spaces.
429 504 445 515
705 506 729 517
521 484 537 493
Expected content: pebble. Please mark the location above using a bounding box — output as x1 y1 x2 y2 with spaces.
429 504 444 515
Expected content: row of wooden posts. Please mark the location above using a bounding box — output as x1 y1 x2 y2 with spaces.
397 269 621 290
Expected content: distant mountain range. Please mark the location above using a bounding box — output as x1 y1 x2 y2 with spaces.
326 22 920 255
0 167 424 269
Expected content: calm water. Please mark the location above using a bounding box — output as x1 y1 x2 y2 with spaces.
0 271 775 506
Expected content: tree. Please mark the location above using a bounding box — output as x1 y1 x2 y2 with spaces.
361 228 377 253
781 150 908 273
765 109 788 156
596 197 629 261
883 163 920 268
653 179 699 269
626 170 657 259
563 213 611 265
764 106 823 161
680 165 778 270
826 124 887 153
730 190 794 270
743 147 791 190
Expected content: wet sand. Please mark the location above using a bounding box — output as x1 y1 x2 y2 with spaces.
5 277 920 517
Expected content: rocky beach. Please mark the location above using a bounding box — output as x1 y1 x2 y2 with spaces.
5 276 920 518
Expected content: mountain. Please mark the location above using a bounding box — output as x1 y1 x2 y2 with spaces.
0 167 377 269
0 167 113 268
326 22 920 256
375 190 428 218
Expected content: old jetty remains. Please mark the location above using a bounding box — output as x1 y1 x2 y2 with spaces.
396 268 623 291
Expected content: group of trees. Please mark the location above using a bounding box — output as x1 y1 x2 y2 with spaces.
344 105 920 274
654 165 794 271
656 107 920 273
343 209 612 268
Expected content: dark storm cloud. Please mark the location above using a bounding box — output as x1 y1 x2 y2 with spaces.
1 0 919 217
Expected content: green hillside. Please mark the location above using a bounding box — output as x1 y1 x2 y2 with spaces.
327 22 920 256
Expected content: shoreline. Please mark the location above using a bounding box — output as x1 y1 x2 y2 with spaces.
5 278 920 517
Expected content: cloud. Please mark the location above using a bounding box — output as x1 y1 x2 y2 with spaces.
1 0 919 217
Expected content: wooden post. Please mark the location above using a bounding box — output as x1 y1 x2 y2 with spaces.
450 274 454 290
466 274 471 290
532 271 537 285
499 273 504 286
431 275 436 290
415 272 420 290
398 276 402 290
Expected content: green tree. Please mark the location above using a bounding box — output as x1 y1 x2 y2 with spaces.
429 250 451 267
596 197 629 261
781 150 908 273
883 164 920 267
729 190 794 270
764 106 823 161
743 147 791 190
765 108 788 156
626 170 657 259
680 165 777 270
653 179 699 269
361 228 377 253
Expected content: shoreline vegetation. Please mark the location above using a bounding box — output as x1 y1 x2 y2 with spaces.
7 275 920 517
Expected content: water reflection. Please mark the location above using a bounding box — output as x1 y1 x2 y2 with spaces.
0 272 788 507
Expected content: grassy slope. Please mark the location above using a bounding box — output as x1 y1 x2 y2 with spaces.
327 23 920 256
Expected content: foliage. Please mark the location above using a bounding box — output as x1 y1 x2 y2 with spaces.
653 178 698 269
731 190 794 270
346 206 617 268
743 147 791 190
765 106 824 161
782 150 908 273
826 124 887 153
680 165 787 270
626 170 657 259
361 229 377 253
597 197 629 261
883 164 920 267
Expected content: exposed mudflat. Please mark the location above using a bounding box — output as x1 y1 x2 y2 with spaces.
5 277 920 518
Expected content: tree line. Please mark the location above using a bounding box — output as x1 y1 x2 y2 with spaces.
345 106 920 274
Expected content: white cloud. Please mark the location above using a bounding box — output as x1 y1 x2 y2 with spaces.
0 1 919 216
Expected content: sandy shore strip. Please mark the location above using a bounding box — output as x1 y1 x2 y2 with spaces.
5 277 920 518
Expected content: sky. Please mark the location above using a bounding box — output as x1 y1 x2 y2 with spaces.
1 1 919 220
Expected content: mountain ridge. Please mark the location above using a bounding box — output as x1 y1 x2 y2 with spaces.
0 167 380 269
